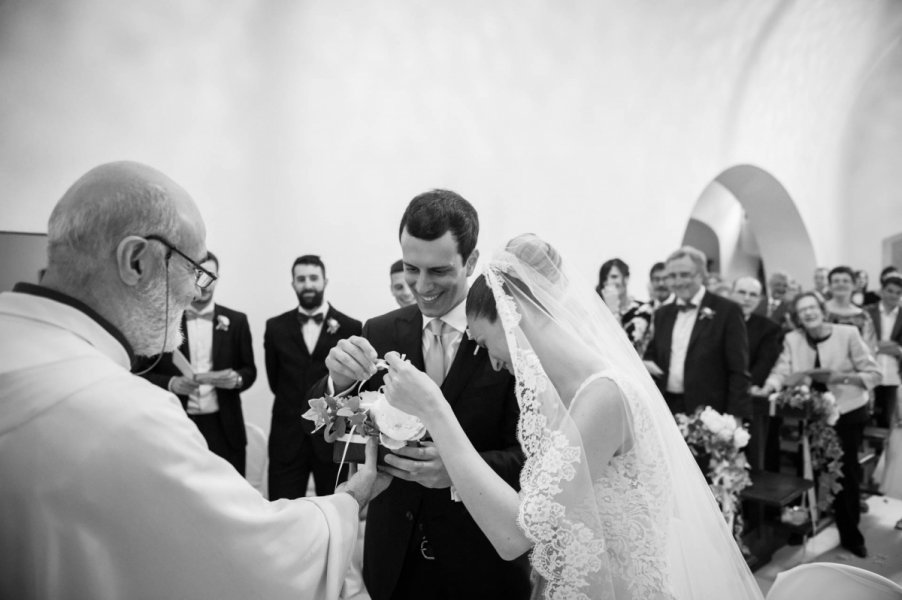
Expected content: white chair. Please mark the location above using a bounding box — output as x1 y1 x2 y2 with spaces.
244 422 269 499
767 562 902 600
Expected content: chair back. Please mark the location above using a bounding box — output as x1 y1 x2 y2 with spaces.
767 562 902 600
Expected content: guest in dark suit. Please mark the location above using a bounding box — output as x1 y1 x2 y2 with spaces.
643 246 751 418
142 252 257 475
312 190 529 600
864 273 902 428
265 254 362 500
732 276 783 470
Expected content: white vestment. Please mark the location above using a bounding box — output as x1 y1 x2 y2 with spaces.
0 289 358 600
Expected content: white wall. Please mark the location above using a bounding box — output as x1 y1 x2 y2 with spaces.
2 0 901 432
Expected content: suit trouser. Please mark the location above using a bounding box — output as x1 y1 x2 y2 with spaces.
874 385 899 429
189 412 245 476
269 435 347 499
832 405 868 548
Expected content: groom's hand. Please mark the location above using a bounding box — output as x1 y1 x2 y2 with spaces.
326 336 379 392
380 442 452 489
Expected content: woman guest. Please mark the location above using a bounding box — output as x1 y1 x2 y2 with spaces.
755 292 882 558
825 266 878 350
595 258 653 354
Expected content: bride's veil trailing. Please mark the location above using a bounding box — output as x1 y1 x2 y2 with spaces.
479 234 762 600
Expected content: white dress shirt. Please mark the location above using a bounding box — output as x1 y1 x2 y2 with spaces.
299 302 330 355
667 287 706 394
184 303 218 414
422 299 467 380
879 303 900 386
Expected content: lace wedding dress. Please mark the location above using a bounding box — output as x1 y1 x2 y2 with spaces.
485 235 763 600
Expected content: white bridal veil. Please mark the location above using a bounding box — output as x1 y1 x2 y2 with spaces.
481 234 762 600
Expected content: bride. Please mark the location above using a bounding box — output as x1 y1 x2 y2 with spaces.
382 234 763 599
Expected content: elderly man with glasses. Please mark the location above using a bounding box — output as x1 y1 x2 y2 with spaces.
0 161 389 600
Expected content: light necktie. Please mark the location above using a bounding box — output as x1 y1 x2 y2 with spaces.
424 319 447 386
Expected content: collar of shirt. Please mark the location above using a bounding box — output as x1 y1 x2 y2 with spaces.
9 283 134 369
880 303 899 318
298 301 330 319
677 287 706 310
186 302 215 318
421 297 468 335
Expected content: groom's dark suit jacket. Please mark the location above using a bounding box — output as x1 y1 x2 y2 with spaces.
308 304 530 600
265 305 362 468
142 304 257 450
644 291 752 418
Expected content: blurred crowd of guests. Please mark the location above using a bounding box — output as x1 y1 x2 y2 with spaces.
597 250 902 557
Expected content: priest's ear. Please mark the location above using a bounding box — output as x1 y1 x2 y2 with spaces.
116 236 157 286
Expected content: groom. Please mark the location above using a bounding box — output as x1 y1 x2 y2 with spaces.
311 190 530 599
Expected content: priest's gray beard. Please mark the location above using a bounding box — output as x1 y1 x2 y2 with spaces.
127 272 187 357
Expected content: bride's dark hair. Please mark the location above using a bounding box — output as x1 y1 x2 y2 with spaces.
466 274 497 322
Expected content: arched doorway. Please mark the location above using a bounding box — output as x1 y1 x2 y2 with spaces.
682 165 817 287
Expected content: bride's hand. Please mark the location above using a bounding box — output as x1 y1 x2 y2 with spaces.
383 351 445 422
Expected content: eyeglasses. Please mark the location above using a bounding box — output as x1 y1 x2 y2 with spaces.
144 234 218 290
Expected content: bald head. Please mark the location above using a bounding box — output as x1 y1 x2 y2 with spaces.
731 276 763 317
43 161 207 356
48 162 204 272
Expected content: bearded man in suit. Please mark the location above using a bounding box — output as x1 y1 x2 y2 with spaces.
644 246 751 419
266 254 362 499
143 251 257 475
311 190 530 600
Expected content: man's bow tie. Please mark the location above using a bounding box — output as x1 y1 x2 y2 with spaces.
298 312 324 325
187 311 214 321
677 302 697 312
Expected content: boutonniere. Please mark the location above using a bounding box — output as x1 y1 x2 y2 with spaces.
699 307 715 321
215 315 230 331
326 317 340 334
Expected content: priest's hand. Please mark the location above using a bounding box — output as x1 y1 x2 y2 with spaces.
326 336 379 392
380 442 452 489
337 437 392 516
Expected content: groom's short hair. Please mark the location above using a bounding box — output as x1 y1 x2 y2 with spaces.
399 189 479 261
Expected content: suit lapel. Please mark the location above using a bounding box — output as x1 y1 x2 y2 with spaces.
889 307 902 342
310 309 334 358
395 311 425 370
440 335 482 408
211 305 224 369
658 305 677 368
687 293 713 352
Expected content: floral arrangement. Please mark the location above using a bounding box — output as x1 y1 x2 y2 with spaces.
675 406 752 544
698 306 715 321
215 315 230 331
769 385 843 510
302 359 426 464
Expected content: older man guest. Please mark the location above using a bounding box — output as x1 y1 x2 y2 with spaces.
644 246 751 419
0 162 388 600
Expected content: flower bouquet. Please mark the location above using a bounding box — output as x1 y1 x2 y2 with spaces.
769 385 843 511
302 360 427 466
675 406 752 544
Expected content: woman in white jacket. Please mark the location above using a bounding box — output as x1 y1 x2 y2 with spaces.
756 291 881 558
